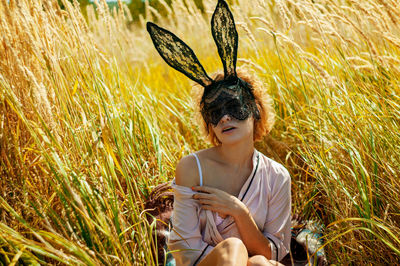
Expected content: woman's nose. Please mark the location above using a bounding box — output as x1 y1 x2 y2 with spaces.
219 114 231 123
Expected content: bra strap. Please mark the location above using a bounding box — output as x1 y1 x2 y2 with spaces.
192 153 203 186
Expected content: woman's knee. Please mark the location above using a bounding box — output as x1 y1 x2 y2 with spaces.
219 237 247 252
199 238 248 266
215 237 248 264
248 255 271 266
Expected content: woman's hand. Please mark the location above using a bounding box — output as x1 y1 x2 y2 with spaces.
192 186 248 219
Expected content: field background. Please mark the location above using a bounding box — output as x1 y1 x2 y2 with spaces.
1 0 400 265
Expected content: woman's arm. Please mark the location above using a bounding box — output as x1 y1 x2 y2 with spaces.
175 155 198 187
235 166 291 260
233 205 273 258
192 165 291 261
191 187 273 258
168 156 213 265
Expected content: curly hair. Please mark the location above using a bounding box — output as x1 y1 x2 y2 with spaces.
192 67 275 146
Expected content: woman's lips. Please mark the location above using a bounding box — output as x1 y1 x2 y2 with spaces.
222 126 236 133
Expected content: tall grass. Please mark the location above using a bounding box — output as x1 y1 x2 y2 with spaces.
0 0 399 264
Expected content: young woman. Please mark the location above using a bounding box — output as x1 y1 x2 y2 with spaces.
147 1 291 265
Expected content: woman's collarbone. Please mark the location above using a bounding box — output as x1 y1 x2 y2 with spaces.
203 164 251 196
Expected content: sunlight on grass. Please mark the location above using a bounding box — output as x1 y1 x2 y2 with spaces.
1 0 399 264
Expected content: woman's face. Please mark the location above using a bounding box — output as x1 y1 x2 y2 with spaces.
211 114 254 145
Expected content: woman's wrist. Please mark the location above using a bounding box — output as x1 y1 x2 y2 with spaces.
232 198 250 220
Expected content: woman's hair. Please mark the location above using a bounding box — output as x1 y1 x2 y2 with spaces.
192 67 275 146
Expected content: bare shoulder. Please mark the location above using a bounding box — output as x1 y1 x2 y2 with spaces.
196 147 218 162
175 154 199 188
176 148 217 187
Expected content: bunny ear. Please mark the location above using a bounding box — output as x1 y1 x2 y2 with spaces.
147 22 213 87
211 0 238 78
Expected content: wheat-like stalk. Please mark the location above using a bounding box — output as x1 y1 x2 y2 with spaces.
276 0 291 31
1 0 399 265
304 57 336 87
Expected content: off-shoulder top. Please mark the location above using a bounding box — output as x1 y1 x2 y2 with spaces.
167 150 291 265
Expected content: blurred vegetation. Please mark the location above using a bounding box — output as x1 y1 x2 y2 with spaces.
1 0 400 265
59 0 206 22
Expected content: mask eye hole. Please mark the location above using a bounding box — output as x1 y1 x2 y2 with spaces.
207 105 220 115
212 108 223 119
226 99 242 111
206 105 223 124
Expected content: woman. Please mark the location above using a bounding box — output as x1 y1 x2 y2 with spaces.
147 1 291 265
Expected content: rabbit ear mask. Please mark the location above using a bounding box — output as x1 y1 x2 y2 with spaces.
146 0 238 87
147 0 260 126
146 22 213 87
211 0 238 78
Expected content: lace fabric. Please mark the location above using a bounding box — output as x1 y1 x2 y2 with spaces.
147 0 260 126
211 0 238 77
201 77 260 126
147 22 213 87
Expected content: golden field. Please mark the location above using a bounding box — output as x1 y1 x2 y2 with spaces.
0 0 399 264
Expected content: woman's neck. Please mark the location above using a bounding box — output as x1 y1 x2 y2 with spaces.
215 138 255 168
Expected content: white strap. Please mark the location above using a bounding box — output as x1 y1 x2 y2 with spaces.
192 153 203 186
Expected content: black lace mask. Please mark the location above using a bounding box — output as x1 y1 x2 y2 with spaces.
201 77 260 126
147 0 260 126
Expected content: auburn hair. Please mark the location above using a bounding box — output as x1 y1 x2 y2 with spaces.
192 67 275 146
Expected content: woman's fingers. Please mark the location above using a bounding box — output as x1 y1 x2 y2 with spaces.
196 195 233 218
194 196 229 210
200 205 228 218
192 186 219 194
197 198 213 205
195 195 220 205
192 192 215 200
200 204 222 212
192 186 242 218
194 195 222 207
192 191 234 207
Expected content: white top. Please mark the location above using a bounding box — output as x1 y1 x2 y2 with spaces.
168 150 291 265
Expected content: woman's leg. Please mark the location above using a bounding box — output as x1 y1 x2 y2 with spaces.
198 237 248 266
247 256 284 266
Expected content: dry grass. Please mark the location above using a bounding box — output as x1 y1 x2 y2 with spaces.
0 0 399 264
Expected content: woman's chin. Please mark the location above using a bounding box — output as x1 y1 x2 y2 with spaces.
218 134 247 145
